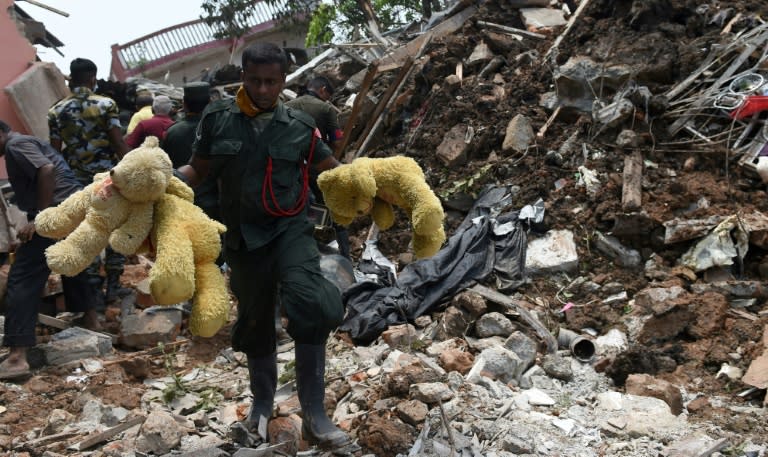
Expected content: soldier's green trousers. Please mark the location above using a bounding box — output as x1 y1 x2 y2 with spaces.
227 220 344 356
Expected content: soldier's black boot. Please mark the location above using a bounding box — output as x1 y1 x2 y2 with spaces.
245 352 277 431
295 343 352 450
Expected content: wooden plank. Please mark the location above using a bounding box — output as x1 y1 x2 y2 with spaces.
337 61 379 160
621 150 643 211
37 313 71 330
536 105 562 140
471 285 558 354
71 416 145 451
16 0 69 16
376 5 477 73
543 0 593 62
345 56 415 162
356 0 392 47
728 308 759 321
721 13 743 35
20 431 79 448
476 20 546 39
285 48 337 87
354 35 432 159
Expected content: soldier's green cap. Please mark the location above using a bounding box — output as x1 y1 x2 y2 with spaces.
184 82 211 102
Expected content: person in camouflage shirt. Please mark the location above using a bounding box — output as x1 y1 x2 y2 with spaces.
47 58 131 306
48 58 128 184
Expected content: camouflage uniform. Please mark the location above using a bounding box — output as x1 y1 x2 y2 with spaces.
48 86 122 185
47 86 125 300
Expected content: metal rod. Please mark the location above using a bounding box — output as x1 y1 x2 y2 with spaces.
17 0 69 17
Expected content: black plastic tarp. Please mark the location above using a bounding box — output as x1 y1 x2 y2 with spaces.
339 185 529 345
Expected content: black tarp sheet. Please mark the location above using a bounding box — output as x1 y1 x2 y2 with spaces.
339 185 530 345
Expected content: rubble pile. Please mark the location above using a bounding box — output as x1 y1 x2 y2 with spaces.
3 0 768 456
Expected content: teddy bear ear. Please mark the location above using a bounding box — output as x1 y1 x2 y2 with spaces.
142 136 161 149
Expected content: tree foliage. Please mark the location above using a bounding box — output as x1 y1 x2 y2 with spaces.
200 0 262 40
301 0 425 46
201 0 432 48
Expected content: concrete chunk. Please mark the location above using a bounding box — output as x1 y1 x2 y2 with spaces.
43 327 112 366
119 309 182 349
525 229 579 274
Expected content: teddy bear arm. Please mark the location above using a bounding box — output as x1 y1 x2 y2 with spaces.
35 186 91 239
109 202 154 255
412 225 446 258
45 218 111 276
371 198 395 230
166 176 195 202
396 174 444 235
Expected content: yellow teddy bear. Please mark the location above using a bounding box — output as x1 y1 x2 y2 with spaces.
35 137 172 276
317 156 446 258
36 137 229 337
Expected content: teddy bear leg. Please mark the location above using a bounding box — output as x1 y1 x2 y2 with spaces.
150 232 195 305
189 262 229 338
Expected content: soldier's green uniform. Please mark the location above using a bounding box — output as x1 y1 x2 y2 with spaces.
285 92 342 145
165 112 221 221
286 91 351 258
193 98 343 356
163 112 202 168
163 82 220 222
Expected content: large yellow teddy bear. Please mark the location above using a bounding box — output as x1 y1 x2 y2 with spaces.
35 137 229 337
317 156 445 258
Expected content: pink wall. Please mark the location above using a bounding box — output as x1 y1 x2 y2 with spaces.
1 0 36 133
0 0 38 178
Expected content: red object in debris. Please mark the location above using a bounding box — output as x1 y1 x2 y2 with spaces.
730 95 768 120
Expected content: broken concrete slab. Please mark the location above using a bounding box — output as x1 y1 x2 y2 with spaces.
551 56 633 112
596 392 686 439
525 229 579 274
467 40 494 66
663 434 729 457
593 231 642 268
43 327 113 366
520 8 568 29
119 308 182 350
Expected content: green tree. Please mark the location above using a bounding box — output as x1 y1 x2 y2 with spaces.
301 0 426 46
201 0 436 49
200 0 261 40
